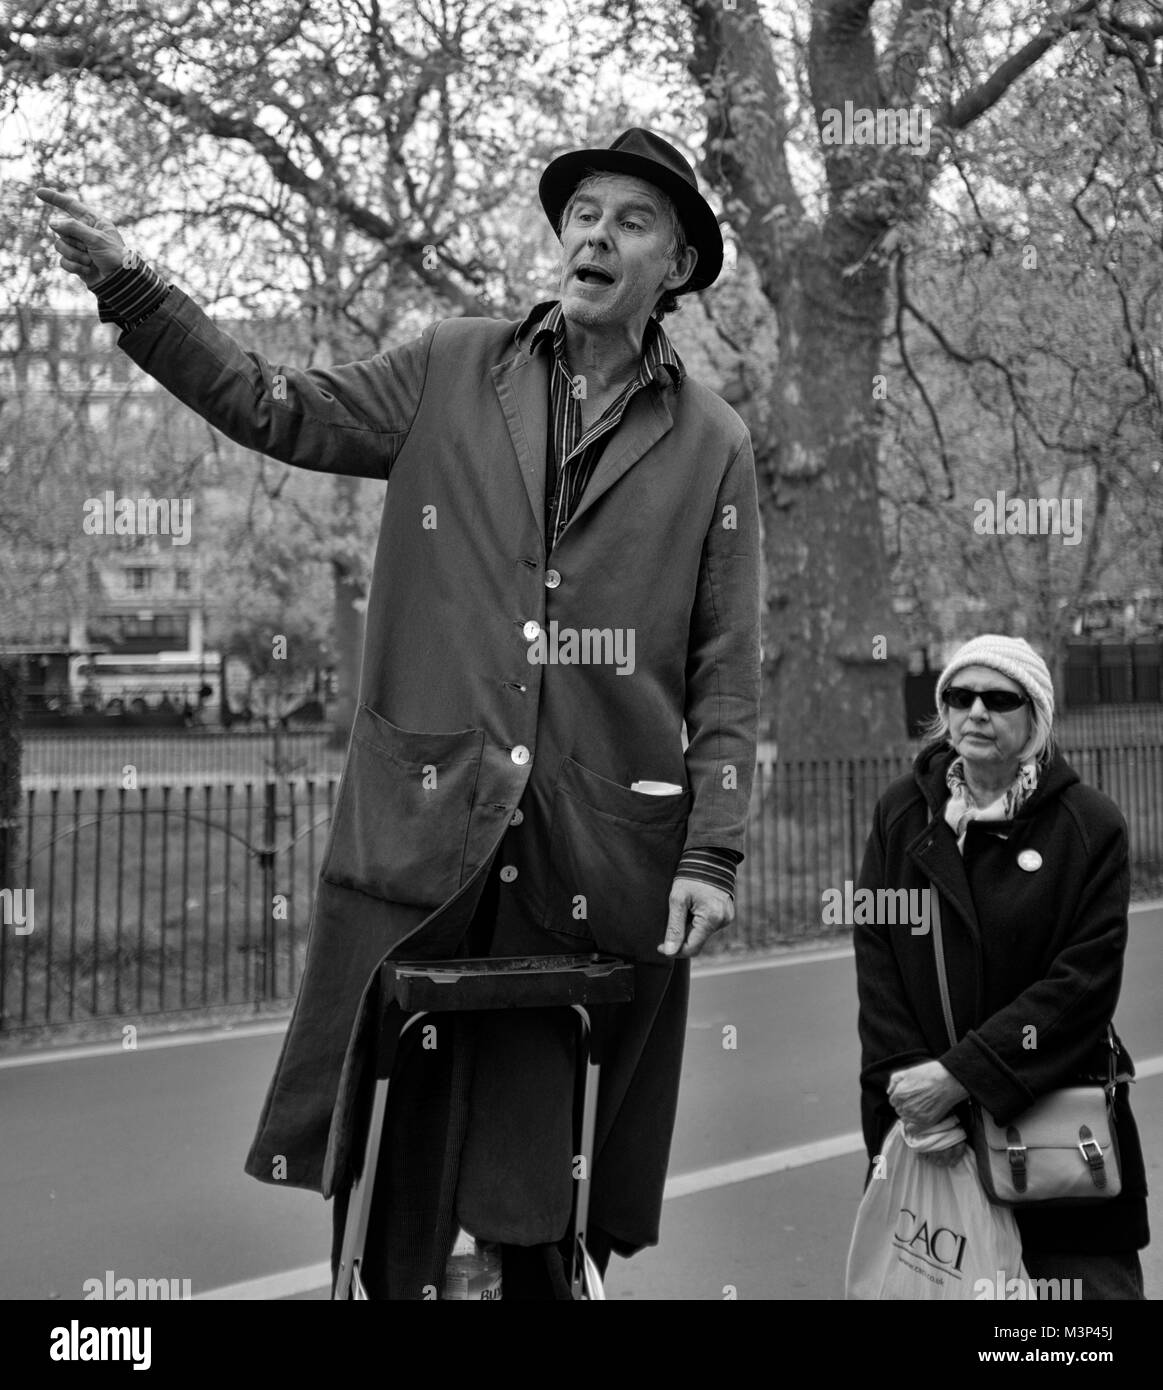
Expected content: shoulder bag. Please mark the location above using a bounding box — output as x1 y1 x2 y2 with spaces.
928 888 1124 1207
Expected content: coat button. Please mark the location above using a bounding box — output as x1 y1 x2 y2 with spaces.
545 569 561 589
511 745 530 765
1017 849 1043 871
499 865 518 883
510 809 524 826
522 620 540 641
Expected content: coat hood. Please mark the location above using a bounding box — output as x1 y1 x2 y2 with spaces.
911 739 1080 822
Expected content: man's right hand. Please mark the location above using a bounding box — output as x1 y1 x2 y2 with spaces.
36 187 134 290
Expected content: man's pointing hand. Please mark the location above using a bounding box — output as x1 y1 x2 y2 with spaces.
659 877 734 959
35 188 132 290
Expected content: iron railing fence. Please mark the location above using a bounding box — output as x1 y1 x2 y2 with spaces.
3 744 1161 1033
1 779 335 1033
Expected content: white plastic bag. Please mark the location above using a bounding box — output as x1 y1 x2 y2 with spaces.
845 1121 1026 1300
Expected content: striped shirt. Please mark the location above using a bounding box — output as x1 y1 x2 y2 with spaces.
527 300 682 549
93 272 743 899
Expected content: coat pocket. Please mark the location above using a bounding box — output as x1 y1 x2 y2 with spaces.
321 703 484 909
543 756 691 963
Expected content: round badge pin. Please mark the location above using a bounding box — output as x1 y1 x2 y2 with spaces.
1017 849 1042 872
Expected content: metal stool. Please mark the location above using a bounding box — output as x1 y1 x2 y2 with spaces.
333 952 635 1301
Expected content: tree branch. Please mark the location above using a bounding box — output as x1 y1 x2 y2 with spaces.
0 22 485 315
944 1 1097 130
893 248 954 497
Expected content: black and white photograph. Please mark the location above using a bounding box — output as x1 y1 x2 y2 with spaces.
1 0 1160 1362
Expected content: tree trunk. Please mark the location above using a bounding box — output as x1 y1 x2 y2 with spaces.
687 0 909 757
763 243 908 756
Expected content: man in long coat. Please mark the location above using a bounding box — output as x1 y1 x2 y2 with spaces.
39 127 762 1297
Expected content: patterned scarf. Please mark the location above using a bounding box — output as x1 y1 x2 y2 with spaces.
943 755 1039 850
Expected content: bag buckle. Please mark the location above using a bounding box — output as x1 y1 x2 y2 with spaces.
1078 1125 1107 1190
1005 1125 1028 1193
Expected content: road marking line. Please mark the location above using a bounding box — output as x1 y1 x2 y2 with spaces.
195 1263 333 1301
663 1131 866 1199
0 1021 289 1070
695 946 853 976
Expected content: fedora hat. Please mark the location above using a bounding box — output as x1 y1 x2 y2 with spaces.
538 127 724 294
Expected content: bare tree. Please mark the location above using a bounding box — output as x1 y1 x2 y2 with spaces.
680 0 1163 754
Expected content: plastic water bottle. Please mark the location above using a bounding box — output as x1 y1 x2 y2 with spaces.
443 1227 502 1300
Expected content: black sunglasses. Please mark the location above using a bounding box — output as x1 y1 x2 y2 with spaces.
942 686 1029 713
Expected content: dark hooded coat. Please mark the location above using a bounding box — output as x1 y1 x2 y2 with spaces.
855 742 1148 1253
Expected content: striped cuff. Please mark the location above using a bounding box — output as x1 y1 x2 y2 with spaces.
94 261 170 332
675 846 742 899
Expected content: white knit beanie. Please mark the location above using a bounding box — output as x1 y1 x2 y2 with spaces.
936 634 1055 728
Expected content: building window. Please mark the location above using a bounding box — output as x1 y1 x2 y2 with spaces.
175 569 190 592
127 568 152 592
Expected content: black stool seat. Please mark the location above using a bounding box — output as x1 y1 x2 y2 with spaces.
386 953 634 1013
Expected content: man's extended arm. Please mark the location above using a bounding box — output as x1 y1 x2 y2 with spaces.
38 187 429 481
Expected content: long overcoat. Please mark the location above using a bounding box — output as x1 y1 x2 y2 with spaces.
115 289 762 1254
855 741 1149 1253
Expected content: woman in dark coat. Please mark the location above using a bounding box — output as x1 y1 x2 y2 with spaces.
855 634 1149 1298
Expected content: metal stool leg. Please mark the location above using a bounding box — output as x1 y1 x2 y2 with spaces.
330 955 633 1302
333 1010 429 1300
569 1003 603 1300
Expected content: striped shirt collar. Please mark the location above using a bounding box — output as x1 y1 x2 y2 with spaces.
516 300 685 392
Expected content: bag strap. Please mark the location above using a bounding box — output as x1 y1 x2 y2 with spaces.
928 887 959 1049
1105 1022 1135 1102
932 884 1122 1091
